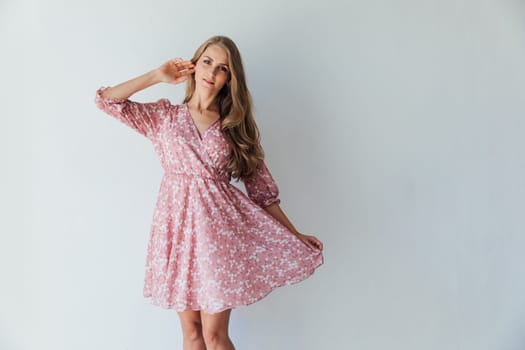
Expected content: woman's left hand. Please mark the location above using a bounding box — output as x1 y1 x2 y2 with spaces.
295 232 323 251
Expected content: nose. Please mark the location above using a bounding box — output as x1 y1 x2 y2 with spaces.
204 65 215 76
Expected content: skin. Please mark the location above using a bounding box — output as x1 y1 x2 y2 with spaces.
170 45 323 350
102 44 323 350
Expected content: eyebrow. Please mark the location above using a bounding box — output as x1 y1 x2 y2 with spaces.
203 55 229 67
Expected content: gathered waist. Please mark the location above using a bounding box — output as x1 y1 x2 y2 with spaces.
164 169 231 183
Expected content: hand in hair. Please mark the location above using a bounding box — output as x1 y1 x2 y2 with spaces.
157 57 195 84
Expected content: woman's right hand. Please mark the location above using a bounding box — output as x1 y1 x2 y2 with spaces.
156 57 195 84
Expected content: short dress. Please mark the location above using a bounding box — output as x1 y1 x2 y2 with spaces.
94 87 324 314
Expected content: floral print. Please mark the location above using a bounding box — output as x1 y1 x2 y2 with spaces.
94 86 324 314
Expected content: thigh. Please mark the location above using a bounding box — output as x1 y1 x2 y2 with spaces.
200 308 232 334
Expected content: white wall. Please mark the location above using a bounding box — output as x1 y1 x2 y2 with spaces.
2 0 524 349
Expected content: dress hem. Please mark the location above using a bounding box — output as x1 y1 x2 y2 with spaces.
143 253 324 314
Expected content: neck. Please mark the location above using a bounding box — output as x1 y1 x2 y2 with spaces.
188 90 218 113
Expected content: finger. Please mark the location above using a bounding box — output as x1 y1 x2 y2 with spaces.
306 239 318 251
181 69 195 76
310 236 322 248
300 238 312 250
174 59 193 66
176 63 195 72
178 61 195 68
178 67 195 76
311 238 322 250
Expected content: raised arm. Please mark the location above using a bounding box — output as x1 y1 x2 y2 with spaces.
94 58 195 138
99 69 162 100
101 58 195 99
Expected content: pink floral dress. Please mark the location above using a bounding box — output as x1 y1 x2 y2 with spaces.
94 86 324 314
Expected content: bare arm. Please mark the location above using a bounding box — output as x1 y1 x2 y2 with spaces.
264 202 323 251
101 58 195 99
263 202 301 236
242 157 323 251
100 69 162 100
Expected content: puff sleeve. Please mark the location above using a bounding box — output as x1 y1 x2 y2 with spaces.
94 86 171 139
243 158 281 208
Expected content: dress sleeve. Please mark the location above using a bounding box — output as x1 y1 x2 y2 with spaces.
94 86 171 139
242 158 281 208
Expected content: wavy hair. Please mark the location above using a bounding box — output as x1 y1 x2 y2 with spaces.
182 35 264 181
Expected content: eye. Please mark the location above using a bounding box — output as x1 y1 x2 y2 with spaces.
221 66 229 72
203 59 211 64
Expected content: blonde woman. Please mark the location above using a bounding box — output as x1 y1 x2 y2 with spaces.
95 35 324 350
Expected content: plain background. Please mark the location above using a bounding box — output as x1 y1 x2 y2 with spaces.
2 0 525 349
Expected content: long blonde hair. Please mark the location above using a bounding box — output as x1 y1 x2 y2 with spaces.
182 35 264 181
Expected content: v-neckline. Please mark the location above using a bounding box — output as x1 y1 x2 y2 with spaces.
184 103 221 141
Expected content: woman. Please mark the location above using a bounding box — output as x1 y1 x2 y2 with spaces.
95 35 324 350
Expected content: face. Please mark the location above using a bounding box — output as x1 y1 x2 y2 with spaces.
194 44 231 94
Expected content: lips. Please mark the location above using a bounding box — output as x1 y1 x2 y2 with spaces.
204 78 215 85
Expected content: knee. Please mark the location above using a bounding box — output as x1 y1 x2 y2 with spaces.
202 328 229 347
182 321 203 342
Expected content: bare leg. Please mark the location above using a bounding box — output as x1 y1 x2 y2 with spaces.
177 309 207 350
201 308 235 350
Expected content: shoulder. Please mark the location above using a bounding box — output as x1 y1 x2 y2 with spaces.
152 99 184 116
156 97 173 108
170 102 185 113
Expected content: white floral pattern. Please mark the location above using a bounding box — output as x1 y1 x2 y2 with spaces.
94 86 324 314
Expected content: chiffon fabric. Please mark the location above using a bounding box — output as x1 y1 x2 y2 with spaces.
94 86 324 314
